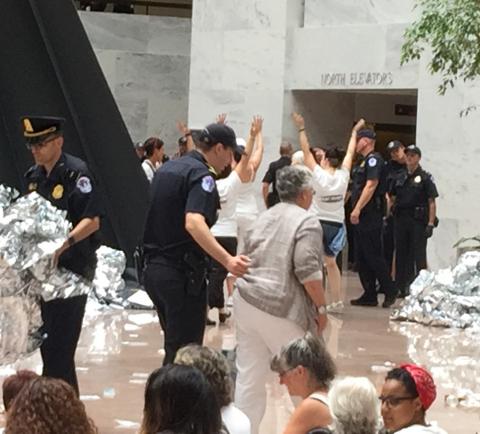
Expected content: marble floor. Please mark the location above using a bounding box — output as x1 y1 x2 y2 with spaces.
1 272 479 433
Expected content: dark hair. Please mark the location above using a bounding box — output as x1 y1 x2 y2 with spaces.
2 370 38 411
280 142 293 156
324 146 345 169
143 137 164 157
5 377 97 434
140 364 223 434
386 368 419 399
271 332 337 389
233 145 244 163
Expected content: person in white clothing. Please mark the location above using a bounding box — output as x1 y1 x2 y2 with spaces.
234 124 264 254
270 332 336 434
208 116 263 324
380 364 447 434
141 137 164 183
175 344 251 434
292 114 366 312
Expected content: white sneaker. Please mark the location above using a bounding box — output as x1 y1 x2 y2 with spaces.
327 301 344 314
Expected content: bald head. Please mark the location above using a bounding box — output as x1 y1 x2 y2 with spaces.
280 142 293 157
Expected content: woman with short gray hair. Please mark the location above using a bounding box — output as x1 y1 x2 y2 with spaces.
270 332 336 433
234 165 327 434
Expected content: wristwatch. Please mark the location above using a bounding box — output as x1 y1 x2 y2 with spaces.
316 305 327 315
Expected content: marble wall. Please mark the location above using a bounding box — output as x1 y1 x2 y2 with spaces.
79 11 191 153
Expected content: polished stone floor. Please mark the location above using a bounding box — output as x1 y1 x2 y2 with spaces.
1 272 479 433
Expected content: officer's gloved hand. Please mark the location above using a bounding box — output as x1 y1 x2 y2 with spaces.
425 224 434 238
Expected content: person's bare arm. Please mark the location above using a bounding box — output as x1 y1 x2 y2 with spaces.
235 116 263 182
282 399 332 434
350 179 378 224
249 128 264 173
185 212 250 276
262 182 270 207
292 113 317 171
342 118 365 171
303 280 328 333
428 198 436 226
176 120 194 152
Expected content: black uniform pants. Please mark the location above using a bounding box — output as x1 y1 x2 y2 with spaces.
144 260 207 365
382 215 395 276
40 294 87 396
207 237 237 309
394 213 427 295
354 217 395 301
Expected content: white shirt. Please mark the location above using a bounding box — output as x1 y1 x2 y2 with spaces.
310 165 349 223
236 181 258 216
395 424 448 434
221 403 251 434
142 159 156 183
212 171 242 237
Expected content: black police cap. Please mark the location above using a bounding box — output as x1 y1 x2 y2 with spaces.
21 116 65 145
386 140 404 153
199 123 245 155
357 129 376 140
406 144 422 157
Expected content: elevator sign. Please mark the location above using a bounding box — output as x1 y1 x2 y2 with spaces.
320 72 393 87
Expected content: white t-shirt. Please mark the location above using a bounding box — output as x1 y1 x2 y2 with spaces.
395 424 448 434
236 181 258 216
310 165 349 223
221 403 251 434
212 171 242 237
142 159 156 183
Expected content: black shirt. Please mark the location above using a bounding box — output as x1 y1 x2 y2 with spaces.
262 156 291 206
143 150 220 260
385 160 407 195
351 151 387 214
391 166 438 210
24 153 102 279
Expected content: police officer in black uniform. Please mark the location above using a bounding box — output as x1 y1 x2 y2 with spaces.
22 116 102 395
349 128 396 308
391 144 438 297
383 140 407 275
143 122 251 365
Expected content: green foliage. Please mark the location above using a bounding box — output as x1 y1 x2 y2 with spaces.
401 0 480 100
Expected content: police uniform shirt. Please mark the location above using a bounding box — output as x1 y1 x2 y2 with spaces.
143 150 220 260
351 151 387 212
24 153 102 278
385 160 407 195
391 166 438 210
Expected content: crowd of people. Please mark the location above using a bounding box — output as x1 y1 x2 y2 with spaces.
8 112 443 433
1 347 446 434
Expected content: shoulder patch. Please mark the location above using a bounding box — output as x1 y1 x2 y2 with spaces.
201 175 215 193
368 157 377 167
76 176 92 194
414 175 422 183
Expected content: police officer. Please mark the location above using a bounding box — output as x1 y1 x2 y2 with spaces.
391 144 438 297
143 122 251 365
350 128 396 308
22 116 102 395
383 140 407 275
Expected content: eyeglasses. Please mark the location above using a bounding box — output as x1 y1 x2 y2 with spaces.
378 395 416 408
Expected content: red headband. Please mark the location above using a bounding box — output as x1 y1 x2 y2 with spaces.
400 364 436 410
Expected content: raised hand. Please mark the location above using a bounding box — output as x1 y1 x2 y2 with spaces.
176 120 189 135
216 113 228 124
250 115 263 137
292 112 305 130
353 118 366 132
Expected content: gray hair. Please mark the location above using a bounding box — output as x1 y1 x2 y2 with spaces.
270 332 336 389
276 165 313 203
328 377 379 434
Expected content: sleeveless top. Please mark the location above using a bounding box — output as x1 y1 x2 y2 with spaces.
309 392 329 407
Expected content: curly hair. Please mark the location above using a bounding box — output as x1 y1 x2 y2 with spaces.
2 370 39 411
5 377 98 434
174 344 233 408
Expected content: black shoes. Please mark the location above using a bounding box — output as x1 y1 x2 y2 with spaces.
350 297 378 307
382 294 397 308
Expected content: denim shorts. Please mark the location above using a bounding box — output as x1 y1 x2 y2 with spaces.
320 220 346 257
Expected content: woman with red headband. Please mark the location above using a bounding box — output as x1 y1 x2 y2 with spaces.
380 364 447 433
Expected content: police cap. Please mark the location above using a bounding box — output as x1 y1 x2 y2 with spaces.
406 144 422 157
21 116 65 145
199 123 245 154
357 129 376 140
386 140 404 153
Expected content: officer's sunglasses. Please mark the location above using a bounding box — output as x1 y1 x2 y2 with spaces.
25 135 57 151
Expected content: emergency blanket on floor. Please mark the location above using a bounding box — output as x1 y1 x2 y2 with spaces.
391 250 480 329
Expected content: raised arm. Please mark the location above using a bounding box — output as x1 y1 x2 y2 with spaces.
292 113 317 171
236 116 263 182
176 120 194 152
342 118 365 171
249 126 264 173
